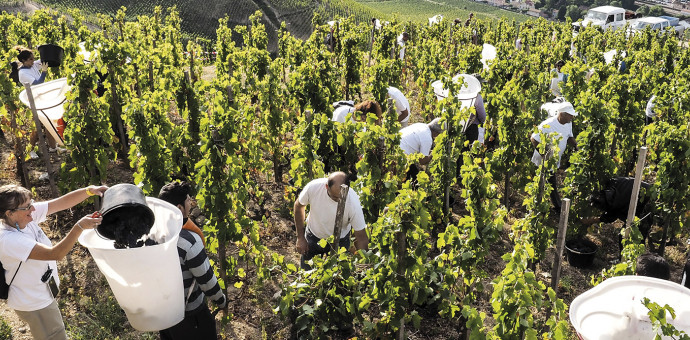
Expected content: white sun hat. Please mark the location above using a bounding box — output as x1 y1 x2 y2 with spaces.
557 101 578 116
432 74 482 108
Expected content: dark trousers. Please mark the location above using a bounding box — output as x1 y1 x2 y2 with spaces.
159 305 217 340
548 173 561 211
300 229 351 270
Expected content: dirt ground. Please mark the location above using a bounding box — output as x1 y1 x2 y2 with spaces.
2 125 688 340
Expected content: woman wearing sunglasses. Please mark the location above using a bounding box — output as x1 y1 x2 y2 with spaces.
0 184 107 340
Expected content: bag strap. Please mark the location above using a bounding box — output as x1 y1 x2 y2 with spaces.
8 262 22 287
186 280 196 305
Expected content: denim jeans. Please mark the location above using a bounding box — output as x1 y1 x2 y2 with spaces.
300 229 351 270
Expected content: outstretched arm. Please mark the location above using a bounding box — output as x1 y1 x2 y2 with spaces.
46 185 108 215
28 215 101 261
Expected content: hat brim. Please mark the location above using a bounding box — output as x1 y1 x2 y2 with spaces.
433 74 481 101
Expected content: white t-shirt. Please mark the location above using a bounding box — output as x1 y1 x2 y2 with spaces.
530 115 573 168
387 87 410 123
397 34 406 60
0 202 59 311
399 123 433 156
550 69 566 97
645 95 656 118
332 105 356 123
18 61 44 85
298 178 367 239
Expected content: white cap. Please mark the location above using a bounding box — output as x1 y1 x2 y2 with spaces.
557 102 578 116
432 74 482 108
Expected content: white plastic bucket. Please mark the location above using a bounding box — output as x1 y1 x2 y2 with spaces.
570 276 690 340
78 197 185 331
18 77 71 146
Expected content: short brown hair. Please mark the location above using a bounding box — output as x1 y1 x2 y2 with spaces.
14 46 33 63
354 100 382 121
0 185 32 220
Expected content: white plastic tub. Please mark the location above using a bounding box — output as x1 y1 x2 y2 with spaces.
18 77 71 146
78 197 185 331
570 276 690 340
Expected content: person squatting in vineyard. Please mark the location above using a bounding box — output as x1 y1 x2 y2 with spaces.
581 177 653 257
294 172 369 270
157 181 227 340
12 46 60 152
387 86 411 128
397 31 409 60
331 100 382 124
399 118 444 184
432 73 485 177
0 184 106 340
635 253 670 280
549 60 567 97
530 101 578 211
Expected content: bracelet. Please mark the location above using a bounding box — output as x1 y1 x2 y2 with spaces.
77 222 85 231
85 188 96 196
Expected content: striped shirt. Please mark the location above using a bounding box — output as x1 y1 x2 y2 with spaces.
178 229 226 314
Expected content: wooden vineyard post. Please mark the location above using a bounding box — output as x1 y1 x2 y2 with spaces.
108 65 128 161
551 198 571 292
227 59 235 104
368 20 375 66
504 171 510 211
624 146 647 239
148 61 154 92
9 106 30 187
396 225 407 340
536 146 553 206
133 63 142 97
23 83 58 197
330 184 350 255
189 49 196 83
444 118 452 219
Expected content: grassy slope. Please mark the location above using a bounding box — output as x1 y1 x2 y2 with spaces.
354 0 529 23
11 0 528 43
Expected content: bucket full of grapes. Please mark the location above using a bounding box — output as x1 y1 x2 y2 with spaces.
98 183 155 247
78 189 185 331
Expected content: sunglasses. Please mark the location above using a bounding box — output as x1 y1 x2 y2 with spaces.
14 199 35 211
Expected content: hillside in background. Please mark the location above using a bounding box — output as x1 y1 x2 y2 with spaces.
354 0 529 23
10 0 385 49
1 0 528 49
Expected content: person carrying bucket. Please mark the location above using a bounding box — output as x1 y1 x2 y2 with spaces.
0 184 106 340
158 181 227 339
14 46 49 86
13 46 61 153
